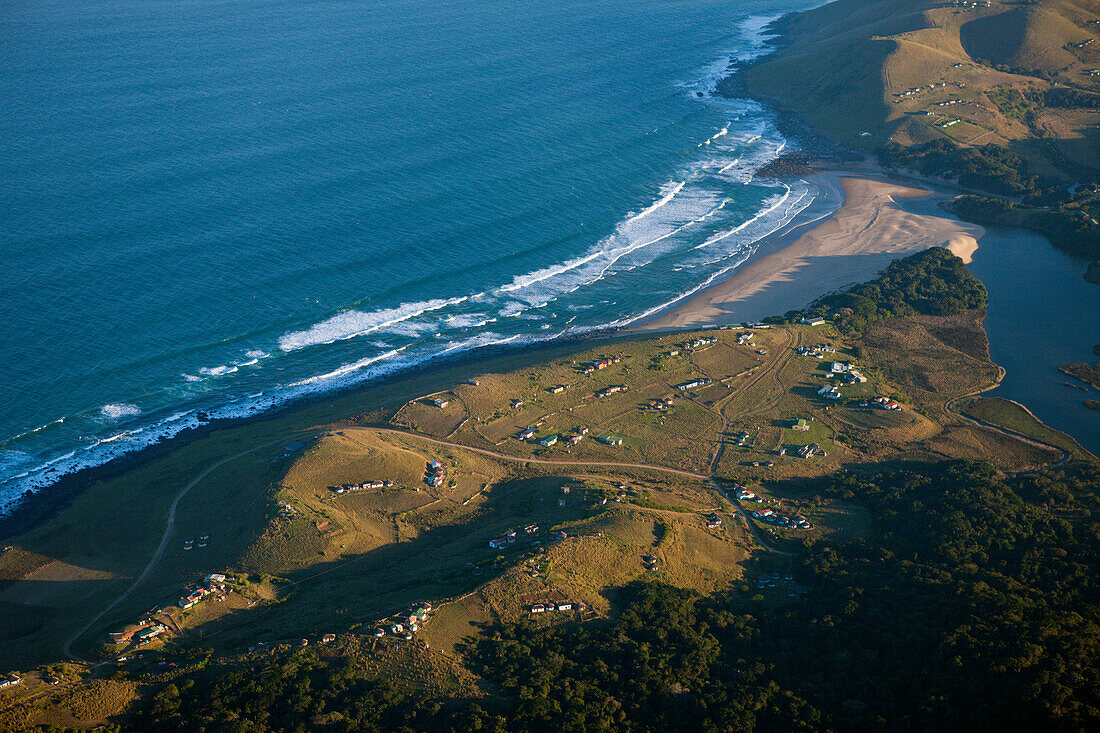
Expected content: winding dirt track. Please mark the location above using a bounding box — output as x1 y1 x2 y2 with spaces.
61 424 792 660
61 432 313 662
372 429 792 553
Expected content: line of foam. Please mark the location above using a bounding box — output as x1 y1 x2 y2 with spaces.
278 295 470 352
624 180 686 224
693 184 792 250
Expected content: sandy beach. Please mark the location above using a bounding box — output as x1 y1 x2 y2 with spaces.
637 175 984 331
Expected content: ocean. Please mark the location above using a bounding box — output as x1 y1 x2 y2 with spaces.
0 0 827 511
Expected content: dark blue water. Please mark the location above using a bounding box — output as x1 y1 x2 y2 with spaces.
0 0 825 508
967 228 1100 456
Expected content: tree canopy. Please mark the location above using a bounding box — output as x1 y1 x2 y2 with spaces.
808 247 987 332
135 461 1100 732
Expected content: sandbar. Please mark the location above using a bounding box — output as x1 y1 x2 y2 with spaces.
636 175 984 331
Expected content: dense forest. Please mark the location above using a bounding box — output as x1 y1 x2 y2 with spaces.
950 194 1100 269
806 247 987 332
877 140 1042 197
132 460 1100 731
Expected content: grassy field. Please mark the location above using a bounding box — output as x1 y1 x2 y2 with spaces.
0 311 1085 711
961 396 1095 460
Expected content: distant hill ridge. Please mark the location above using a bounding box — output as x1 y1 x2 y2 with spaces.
741 0 1100 162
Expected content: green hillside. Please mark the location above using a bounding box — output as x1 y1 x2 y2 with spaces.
743 0 1100 160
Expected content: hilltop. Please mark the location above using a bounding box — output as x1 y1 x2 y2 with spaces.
743 0 1100 161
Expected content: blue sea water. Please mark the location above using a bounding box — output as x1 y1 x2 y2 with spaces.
0 0 824 510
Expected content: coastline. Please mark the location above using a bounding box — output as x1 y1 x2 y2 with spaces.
634 172 984 331
0 168 984 539
0 0 1057 538
0 328 622 540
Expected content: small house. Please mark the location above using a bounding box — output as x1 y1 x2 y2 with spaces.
432 398 450 408
599 435 623 446
547 385 567 394
800 317 826 326
135 624 167 643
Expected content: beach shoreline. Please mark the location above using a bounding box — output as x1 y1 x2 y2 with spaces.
633 171 985 332
0 327 623 540
0 6 988 540
0 165 987 540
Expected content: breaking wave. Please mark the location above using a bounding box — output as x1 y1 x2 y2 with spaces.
100 403 140 420
278 296 470 352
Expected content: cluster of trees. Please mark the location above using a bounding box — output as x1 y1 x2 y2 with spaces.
139 652 462 732
950 194 1100 264
1043 87 1100 110
807 247 987 332
877 140 1042 197
460 461 1100 731
131 459 1100 731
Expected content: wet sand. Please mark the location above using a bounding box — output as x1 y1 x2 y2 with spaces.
636 175 984 331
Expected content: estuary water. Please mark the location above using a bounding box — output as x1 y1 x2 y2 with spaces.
0 0 825 510
967 229 1100 457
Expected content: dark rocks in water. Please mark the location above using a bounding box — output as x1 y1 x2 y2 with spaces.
1085 399 1100 411
714 73 744 100
755 153 817 178
696 91 705 98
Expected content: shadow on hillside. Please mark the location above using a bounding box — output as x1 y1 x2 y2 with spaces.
157 474 596 652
